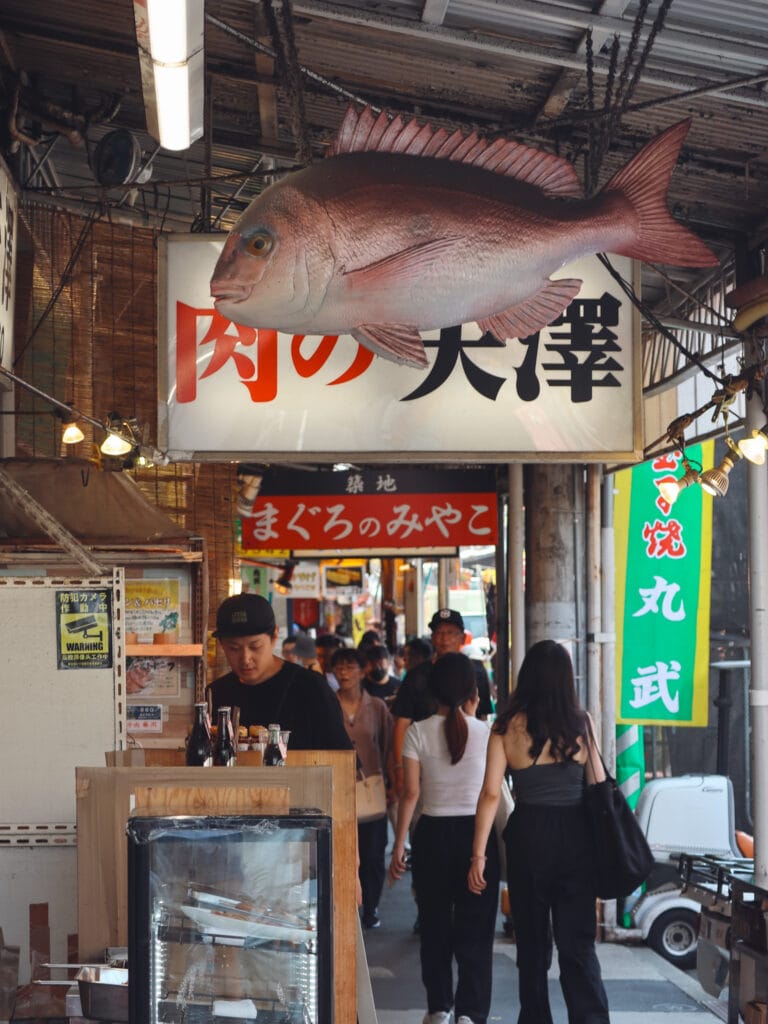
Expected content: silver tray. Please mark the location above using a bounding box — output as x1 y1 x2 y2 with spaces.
76 966 129 1022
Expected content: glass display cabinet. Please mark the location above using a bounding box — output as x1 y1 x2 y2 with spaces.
127 813 333 1023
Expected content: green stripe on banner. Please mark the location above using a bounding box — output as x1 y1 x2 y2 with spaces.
614 443 713 726
615 723 645 811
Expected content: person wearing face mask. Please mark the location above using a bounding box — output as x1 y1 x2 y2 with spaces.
362 644 401 701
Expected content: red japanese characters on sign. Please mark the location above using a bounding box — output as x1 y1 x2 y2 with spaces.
175 303 375 403
240 493 498 550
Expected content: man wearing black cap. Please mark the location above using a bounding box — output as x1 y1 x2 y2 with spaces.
390 609 492 795
206 594 352 751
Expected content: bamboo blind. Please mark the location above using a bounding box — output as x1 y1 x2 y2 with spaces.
12 203 238 670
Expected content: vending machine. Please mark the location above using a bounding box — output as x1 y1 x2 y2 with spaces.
127 812 333 1022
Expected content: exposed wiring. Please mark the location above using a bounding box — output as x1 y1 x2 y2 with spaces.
205 13 378 111
13 208 100 368
597 253 726 386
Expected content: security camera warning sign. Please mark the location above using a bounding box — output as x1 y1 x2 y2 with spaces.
56 588 113 669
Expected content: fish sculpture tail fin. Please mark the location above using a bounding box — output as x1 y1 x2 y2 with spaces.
605 120 719 268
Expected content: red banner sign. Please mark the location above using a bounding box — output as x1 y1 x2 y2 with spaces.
240 493 498 550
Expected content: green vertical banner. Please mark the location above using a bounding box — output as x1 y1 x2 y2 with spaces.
614 442 713 726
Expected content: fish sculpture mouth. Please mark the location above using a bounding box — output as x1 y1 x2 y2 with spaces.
211 283 253 305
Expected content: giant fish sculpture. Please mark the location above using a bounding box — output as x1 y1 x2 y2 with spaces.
211 105 718 367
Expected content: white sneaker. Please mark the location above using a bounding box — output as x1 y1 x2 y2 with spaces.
422 1013 453 1024
456 1017 475 1024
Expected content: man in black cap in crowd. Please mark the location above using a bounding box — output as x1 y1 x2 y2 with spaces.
207 594 352 751
389 608 492 796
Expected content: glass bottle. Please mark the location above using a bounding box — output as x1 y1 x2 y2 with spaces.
262 723 286 766
213 707 236 767
185 702 212 766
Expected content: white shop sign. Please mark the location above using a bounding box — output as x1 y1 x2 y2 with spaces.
0 156 18 371
158 235 641 462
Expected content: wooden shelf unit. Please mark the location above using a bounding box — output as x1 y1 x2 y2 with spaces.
125 643 203 657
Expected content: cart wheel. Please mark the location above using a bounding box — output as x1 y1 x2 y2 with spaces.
647 908 699 970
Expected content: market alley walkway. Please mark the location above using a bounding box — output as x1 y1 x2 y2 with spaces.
361 860 726 1024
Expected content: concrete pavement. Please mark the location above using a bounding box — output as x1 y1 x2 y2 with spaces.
361 863 726 1024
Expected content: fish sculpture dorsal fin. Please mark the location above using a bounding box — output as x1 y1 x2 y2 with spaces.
328 104 583 199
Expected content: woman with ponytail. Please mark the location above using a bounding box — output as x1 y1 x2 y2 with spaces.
389 652 499 1024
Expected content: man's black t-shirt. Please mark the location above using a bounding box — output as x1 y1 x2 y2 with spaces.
390 659 493 721
206 661 352 751
362 673 401 700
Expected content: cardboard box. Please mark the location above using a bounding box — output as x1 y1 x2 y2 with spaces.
745 1000 768 1024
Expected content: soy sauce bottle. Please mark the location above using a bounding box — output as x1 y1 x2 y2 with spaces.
262 723 285 766
186 702 212 766
213 707 236 767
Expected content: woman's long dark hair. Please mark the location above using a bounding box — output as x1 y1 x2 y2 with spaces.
427 652 476 765
493 640 587 762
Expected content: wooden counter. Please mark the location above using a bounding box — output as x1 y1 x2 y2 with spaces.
75 751 357 1023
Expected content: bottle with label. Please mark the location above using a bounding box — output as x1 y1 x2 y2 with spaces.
262 723 286 766
185 702 212 766
213 707 236 767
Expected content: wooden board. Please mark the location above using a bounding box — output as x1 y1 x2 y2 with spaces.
76 755 357 1024
132 784 290 815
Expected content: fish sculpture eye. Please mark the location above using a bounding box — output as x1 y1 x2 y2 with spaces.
244 231 273 257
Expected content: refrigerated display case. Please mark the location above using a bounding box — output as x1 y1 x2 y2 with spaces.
128 813 332 1023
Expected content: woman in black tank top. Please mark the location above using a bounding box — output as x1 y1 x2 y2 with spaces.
468 640 610 1024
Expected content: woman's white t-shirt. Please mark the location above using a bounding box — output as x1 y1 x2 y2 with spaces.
403 713 490 816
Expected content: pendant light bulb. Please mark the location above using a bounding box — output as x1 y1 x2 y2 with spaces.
61 420 85 444
737 423 768 465
100 430 134 456
700 454 736 498
658 462 699 507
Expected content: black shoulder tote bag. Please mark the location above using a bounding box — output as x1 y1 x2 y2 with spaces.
583 721 655 899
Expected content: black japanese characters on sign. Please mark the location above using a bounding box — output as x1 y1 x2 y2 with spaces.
403 293 624 404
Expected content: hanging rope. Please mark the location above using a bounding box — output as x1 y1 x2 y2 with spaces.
585 0 675 190
207 13 377 113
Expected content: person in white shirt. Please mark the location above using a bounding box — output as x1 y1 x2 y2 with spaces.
389 653 499 1024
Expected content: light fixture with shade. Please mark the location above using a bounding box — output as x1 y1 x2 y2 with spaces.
657 459 701 508
273 559 298 595
737 422 768 465
134 0 205 152
99 412 136 457
61 420 85 445
100 431 134 457
700 438 744 498
0 365 170 469
236 463 266 517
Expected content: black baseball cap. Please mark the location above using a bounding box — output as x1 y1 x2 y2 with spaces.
214 594 276 638
429 608 465 632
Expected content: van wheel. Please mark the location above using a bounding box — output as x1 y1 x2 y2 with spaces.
647 909 699 970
